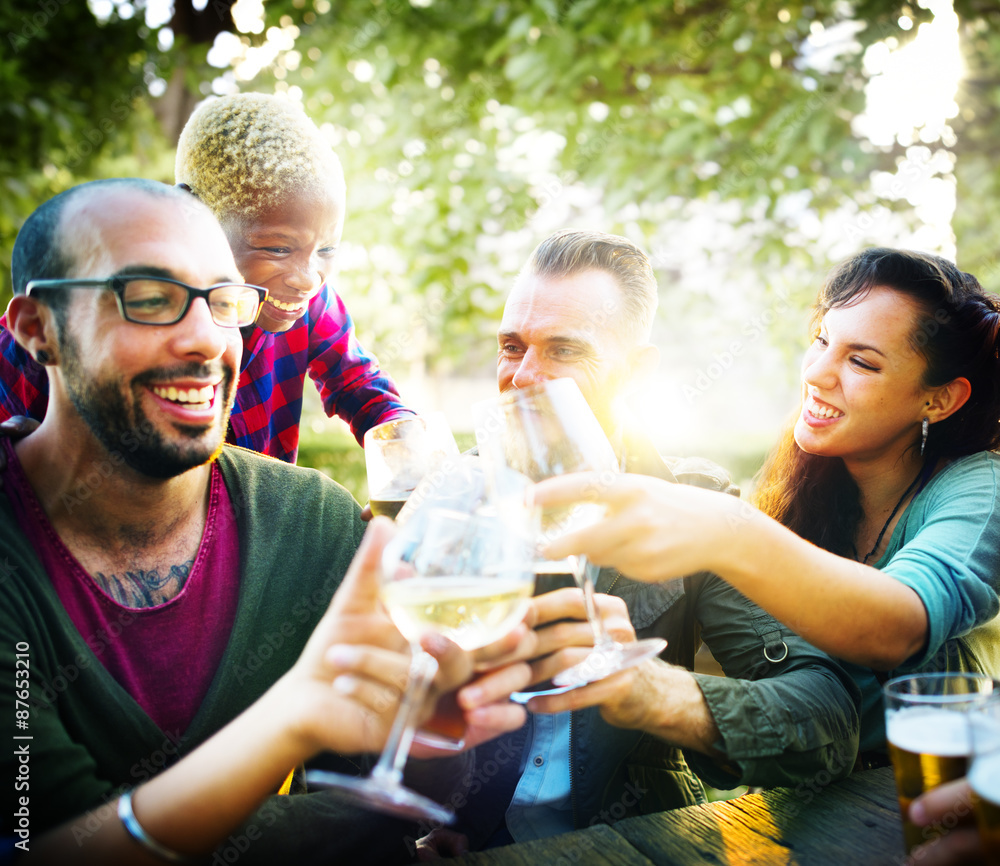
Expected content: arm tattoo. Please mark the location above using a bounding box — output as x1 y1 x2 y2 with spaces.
93 559 195 609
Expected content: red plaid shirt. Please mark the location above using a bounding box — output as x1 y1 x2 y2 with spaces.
0 282 412 463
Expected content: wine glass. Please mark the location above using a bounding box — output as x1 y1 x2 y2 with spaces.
305 506 537 824
473 378 666 691
364 413 460 519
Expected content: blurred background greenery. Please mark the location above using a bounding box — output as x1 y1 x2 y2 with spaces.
3 0 999 494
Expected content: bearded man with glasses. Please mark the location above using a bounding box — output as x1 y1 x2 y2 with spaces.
0 179 525 863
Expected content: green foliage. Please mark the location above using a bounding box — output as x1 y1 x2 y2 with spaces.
297 419 476 505
0 1 167 299
4 0 998 359
950 2 1000 285
296 426 369 503
277 0 937 367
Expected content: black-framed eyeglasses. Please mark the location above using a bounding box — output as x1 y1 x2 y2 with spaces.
24 276 268 328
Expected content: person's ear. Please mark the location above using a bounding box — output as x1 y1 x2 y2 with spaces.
6 295 59 366
925 377 972 424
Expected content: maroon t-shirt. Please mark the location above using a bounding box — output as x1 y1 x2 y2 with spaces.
2 439 241 738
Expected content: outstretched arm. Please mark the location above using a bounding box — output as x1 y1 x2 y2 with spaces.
537 473 928 669
28 520 478 864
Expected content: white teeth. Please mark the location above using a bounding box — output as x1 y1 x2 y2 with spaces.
808 397 843 419
153 384 215 406
267 297 305 312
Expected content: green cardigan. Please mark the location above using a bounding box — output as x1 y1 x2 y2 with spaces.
0 447 442 863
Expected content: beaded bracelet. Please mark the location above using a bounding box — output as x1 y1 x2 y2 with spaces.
118 789 197 863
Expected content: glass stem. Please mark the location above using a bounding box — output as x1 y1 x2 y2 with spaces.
370 649 439 786
573 556 617 653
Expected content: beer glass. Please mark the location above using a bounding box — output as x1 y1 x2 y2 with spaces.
970 695 1000 865
364 413 460 519
884 672 996 853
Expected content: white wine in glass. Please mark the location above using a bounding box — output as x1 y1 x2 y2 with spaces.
474 378 666 691
305 507 536 824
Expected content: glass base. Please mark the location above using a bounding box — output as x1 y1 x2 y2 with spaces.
305 769 455 825
412 730 466 751
551 638 667 689
509 684 576 704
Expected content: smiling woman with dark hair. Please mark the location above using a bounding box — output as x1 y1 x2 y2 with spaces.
537 247 1000 752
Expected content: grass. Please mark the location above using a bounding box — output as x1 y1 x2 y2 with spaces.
296 427 369 503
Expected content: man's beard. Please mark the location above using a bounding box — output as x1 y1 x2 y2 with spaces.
60 331 235 479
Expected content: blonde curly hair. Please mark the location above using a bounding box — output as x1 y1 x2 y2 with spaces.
175 92 345 222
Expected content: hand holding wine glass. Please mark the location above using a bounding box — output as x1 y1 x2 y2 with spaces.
288 519 471 755
305 506 537 824
473 378 666 690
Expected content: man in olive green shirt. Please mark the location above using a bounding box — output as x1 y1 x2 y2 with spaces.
418 229 862 856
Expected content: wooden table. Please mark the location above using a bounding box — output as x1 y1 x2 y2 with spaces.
440 767 906 865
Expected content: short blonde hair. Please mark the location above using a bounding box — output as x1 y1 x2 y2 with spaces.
175 92 345 222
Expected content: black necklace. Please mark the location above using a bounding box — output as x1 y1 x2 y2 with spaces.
861 462 930 565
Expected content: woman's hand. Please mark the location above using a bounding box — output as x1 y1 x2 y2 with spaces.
535 472 741 583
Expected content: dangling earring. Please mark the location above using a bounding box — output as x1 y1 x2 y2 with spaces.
920 417 929 456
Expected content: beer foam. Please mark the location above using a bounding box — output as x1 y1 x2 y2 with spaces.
970 751 1000 803
886 708 971 756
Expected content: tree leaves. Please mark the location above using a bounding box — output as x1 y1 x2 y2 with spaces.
3 0 996 373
